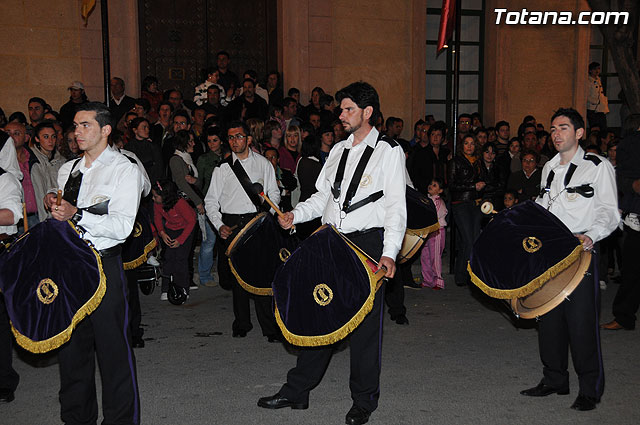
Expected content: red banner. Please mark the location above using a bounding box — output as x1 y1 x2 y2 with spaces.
437 0 456 53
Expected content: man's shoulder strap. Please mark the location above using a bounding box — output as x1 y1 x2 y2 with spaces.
377 133 399 148
584 153 602 166
0 130 8 151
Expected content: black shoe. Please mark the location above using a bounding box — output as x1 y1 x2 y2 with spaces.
257 393 308 410
232 330 247 338
404 281 422 289
345 405 370 425
520 383 569 397
394 315 409 325
267 334 283 343
570 394 598 411
0 389 15 403
132 338 145 348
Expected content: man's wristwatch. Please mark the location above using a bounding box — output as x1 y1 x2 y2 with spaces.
71 209 83 225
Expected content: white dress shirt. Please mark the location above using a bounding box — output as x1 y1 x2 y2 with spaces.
536 146 619 243
0 172 23 235
117 146 151 197
57 147 144 250
0 136 23 181
204 149 280 231
293 127 407 259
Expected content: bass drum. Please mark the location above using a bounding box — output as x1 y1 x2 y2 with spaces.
272 225 386 347
397 186 440 263
0 219 106 353
226 212 298 296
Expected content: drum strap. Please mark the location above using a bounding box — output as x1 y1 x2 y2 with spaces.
332 135 385 214
540 162 593 199
0 166 5 176
63 158 83 206
226 157 263 211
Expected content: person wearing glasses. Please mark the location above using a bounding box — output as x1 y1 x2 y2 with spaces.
203 121 281 341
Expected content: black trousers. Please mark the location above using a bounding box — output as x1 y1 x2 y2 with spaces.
279 229 385 413
218 213 279 336
125 269 143 342
161 228 194 292
0 294 19 392
612 225 640 329
58 254 140 425
538 254 604 400
385 261 411 318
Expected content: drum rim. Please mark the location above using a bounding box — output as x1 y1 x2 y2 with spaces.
9 220 107 354
274 226 386 347
123 238 157 270
225 212 267 257
511 250 592 319
468 243 584 300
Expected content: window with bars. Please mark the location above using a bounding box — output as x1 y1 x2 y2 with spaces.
425 0 484 127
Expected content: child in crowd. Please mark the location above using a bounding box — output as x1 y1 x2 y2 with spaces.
152 180 197 301
421 177 448 289
503 190 519 209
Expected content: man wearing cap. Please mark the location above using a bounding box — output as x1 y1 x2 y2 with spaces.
521 107 619 411
60 81 89 130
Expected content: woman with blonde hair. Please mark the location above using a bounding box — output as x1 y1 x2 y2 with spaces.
279 124 301 173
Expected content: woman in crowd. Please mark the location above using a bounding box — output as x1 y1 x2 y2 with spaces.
263 120 283 150
152 180 197 301
475 142 505 211
31 121 66 222
127 117 165 186
246 118 265 154
58 128 80 160
196 126 225 287
448 134 484 287
279 124 302 173
169 130 204 214
141 75 163 123
292 135 323 238
193 67 226 106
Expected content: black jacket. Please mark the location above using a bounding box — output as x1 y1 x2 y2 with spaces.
448 155 479 202
617 131 640 214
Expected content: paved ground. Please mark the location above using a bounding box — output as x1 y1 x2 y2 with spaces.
3 257 640 425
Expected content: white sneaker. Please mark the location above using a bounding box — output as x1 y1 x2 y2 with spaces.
190 284 199 290
147 255 160 266
599 280 607 290
160 292 168 301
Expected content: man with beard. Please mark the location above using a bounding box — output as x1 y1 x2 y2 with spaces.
258 82 406 425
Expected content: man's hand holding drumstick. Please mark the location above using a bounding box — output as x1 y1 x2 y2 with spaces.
44 190 78 222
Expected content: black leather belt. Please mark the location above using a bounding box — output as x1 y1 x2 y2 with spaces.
344 227 383 238
98 245 122 258
221 212 258 221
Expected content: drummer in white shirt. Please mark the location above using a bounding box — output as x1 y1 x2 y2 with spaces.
44 102 144 425
258 81 406 425
521 107 619 411
204 120 281 341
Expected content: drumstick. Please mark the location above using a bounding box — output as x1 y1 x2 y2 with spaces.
56 190 62 206
259 192 296 232
259 192 285 218
22 203 28 231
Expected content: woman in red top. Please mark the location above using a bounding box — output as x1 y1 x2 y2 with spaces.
152 179 197 301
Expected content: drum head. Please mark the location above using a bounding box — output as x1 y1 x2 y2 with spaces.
228 213 298 296
273 226 383 347
511 250 591 319
397 232 425 264
225 213 267 257
0 219 106 353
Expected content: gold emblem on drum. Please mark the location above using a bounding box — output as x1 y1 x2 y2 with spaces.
522 236 542 253
279 248 291 262
313 284 333 306
132 222 142 238
37 279 59 305
360 174 372 187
